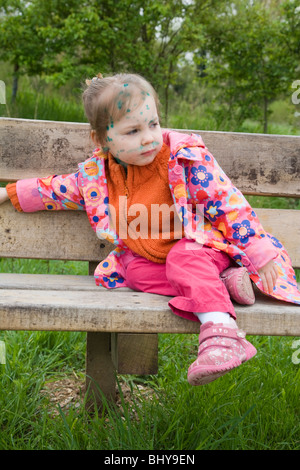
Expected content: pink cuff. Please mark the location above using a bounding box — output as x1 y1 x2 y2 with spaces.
16 178 45 212
245 236 278 270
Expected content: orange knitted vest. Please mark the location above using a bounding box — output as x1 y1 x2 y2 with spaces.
106 143 184 263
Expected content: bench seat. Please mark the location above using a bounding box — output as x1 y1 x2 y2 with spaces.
1 118 299 404
1 273 299 336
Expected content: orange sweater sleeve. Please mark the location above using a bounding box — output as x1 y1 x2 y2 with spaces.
6 183 23 212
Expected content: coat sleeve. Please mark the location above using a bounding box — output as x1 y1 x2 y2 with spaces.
8 171 86 212
186 147 278 270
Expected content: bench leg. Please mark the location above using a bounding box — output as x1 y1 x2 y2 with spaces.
85 332 116 409
111 333 158 375
85 332 158 410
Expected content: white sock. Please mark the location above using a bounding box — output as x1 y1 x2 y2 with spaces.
194 311 237 328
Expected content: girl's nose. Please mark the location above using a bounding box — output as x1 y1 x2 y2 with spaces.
141 130 154 146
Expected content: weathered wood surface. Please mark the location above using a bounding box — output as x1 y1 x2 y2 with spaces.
85 332 116 404
0 118 93 181
111 333 158 375
0 274 299 336
1 118 300 197
0 201 110 262
0 273 100 290
1 202 299 267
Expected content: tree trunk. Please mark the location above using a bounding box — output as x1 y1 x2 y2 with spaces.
263 96 268 134
164 83 169 127
11 63 19 104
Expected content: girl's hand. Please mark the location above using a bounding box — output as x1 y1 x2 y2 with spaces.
258 259 278 294
0 187 9 205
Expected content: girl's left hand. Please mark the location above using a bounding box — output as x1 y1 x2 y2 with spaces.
0 188 8 205
258 259 279 294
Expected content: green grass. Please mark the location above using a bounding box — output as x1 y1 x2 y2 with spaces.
0 63 87 123
0 293 299 449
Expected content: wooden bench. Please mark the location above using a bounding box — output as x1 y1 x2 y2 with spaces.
0 117 299 405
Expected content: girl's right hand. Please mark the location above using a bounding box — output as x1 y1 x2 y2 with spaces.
258 259 279 294
0 187 9 205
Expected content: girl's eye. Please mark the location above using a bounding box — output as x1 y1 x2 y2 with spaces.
127 129 138 135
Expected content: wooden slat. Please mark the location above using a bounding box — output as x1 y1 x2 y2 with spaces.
176 129 300 198
256 208 300 268
0 201 111 262
0 273 99 290
0 118 93 181
1 118 300 197
1 202 299 267
0 274 299 336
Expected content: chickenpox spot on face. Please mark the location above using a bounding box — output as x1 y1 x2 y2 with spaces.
126 146 143 154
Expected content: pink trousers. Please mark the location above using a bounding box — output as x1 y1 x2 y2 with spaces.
123 238 236 323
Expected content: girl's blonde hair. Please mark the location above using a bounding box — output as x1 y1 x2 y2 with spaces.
82 73 160 148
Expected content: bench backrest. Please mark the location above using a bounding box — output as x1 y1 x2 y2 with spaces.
0 118 299 267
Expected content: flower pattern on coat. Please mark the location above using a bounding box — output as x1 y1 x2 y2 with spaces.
191 165 213 188
206 200 225 222
103 272 124 288
232 220 256 245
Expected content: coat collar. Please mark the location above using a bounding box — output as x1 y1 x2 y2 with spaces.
162 129 206 158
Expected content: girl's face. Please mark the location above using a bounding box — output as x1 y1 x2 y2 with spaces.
104 93 163 166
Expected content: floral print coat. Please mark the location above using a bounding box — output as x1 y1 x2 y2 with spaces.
15 130 300 305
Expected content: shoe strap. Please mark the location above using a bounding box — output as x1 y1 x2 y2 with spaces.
199 325 246 345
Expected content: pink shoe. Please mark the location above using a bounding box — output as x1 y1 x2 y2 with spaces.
187 322 257 386
220 267 255 305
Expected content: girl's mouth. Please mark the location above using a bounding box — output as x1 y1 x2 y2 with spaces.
141 149 156 157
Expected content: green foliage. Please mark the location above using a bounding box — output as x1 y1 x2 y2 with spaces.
1 0 299 129
200 0 299 132
0 0 218 121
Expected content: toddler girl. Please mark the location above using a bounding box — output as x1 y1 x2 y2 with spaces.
1 72 299 386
